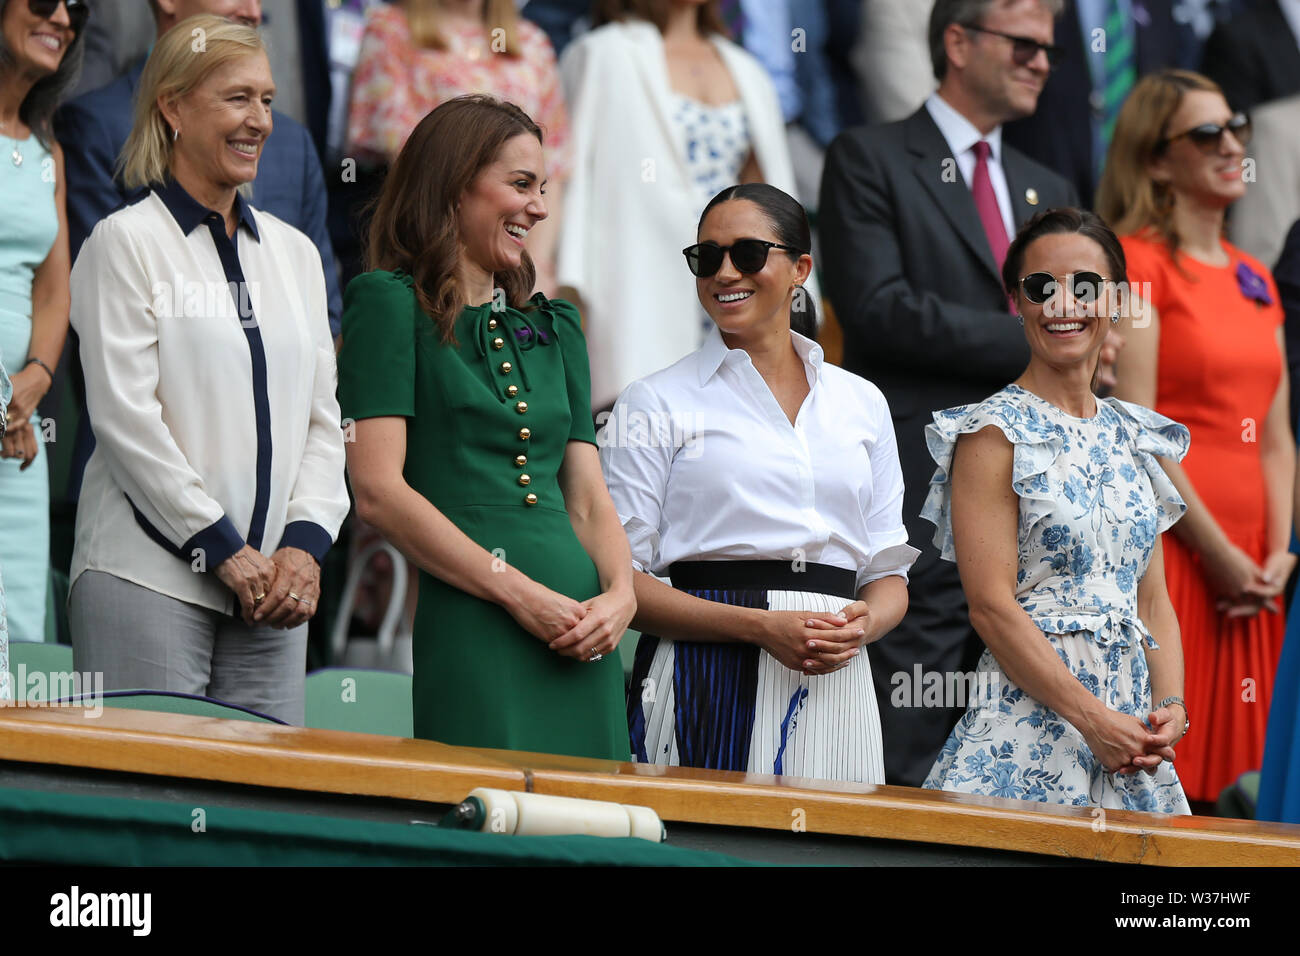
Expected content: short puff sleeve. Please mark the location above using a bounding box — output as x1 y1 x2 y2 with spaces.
1102 397 1191 534
337 270 419 422
920 393 1068 562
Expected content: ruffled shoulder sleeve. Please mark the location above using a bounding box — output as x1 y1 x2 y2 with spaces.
1101 397 1190 534
920 388 1067 562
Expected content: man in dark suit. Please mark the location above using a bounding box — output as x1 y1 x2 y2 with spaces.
1003 0 1179 209
54 0 342 504
820 0 1077 787
1201 0 1300 111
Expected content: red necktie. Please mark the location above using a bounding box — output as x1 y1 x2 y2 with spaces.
971 141 1013 313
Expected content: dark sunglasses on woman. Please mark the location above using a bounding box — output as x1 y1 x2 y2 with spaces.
682 238 806 278
28 0 89 32
1159 113 1252 152
1019 271 1109 305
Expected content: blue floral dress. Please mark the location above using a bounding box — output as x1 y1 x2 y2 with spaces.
920 385 1192 814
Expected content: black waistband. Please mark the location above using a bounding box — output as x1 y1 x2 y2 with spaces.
668 560 857 600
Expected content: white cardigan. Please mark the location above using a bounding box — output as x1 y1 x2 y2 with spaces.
558 20 818 408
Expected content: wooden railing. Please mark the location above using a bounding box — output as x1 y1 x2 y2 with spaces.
2 704 1298 865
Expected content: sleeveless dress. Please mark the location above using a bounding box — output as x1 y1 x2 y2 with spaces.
921 386 1192 813
1122 233 1286 803
336 272 627 760
0 135 55 644
0 356 10 700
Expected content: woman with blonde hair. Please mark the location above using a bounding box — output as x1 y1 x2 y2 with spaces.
1097 69 1294 808
345 0 569 293
68 15 350 723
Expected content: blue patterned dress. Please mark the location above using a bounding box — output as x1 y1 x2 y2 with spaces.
920 385 1192 814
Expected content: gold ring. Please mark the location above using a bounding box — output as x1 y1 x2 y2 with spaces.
289 592 301 602
254 592 266 603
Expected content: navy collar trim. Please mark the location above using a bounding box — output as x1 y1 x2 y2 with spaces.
154 178 260 242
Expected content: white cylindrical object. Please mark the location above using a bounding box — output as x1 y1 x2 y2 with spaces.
467 788 664 842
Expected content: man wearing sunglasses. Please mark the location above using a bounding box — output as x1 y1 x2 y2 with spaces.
819 0 1076 789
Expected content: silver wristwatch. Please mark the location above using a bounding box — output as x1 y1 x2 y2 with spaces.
1157 695 1189 736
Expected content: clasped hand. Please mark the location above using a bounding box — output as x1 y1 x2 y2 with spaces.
1085 704 1185 776
215 545 321 628
761 600 873 676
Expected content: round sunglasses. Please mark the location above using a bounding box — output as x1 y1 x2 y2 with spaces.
682 239 806 278
1159 113 1252 153
1019 271 1110 305
28 0 89 32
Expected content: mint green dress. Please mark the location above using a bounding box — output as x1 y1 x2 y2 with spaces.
337 271 628 759
0 134 54 645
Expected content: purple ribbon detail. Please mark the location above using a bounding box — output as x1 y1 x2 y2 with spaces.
1236 262 1274 306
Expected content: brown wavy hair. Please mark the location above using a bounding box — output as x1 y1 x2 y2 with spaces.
364 95 542 342
1095 69 1223 257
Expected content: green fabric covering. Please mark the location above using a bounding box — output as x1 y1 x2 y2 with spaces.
0 786 759 866
96 693 278 723
304 669 414 737
7 641 73 700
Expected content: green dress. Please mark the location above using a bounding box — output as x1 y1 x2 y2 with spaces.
337 270 628 760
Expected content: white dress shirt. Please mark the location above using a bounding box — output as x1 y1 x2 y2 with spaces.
599 327 920 594
925 91 1016 242
70 180 350 615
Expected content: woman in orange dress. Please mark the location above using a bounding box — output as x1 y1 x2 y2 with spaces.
1098 70 1295 807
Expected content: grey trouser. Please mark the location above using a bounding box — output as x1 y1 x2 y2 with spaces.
69 570 307 725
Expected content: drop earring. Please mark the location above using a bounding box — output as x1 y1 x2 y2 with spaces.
173 127 180 142
1016 313 1024 326
1110 312 1120 325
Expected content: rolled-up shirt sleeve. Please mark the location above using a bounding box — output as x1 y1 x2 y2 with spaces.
859 388 920 591
71 218 245 569
278 251 349 563
598 380 673 574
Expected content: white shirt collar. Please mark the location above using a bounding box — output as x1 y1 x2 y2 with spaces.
696 324 825 386
925 91 1004 164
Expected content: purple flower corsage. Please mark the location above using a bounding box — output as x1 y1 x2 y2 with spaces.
1236 262 1274 306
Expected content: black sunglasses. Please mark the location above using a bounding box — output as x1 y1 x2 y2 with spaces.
961 23 1062 70
1019 271 1109 305
682 239 806 278
28 0 89 31
1159 113 1252 153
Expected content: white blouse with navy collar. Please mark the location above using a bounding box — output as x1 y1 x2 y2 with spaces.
599 326 920 594
70 180 349 615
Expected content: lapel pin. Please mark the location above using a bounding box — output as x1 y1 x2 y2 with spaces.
1026 187 1040 206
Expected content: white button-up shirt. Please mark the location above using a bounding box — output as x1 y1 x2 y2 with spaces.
599 327 919 594
70 180 350 615
925 91 1016 243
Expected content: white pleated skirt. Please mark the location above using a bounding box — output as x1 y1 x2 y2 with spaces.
629 587 885 785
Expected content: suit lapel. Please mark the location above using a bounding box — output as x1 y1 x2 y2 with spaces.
1002 146 1042 231
906 108 1001 284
